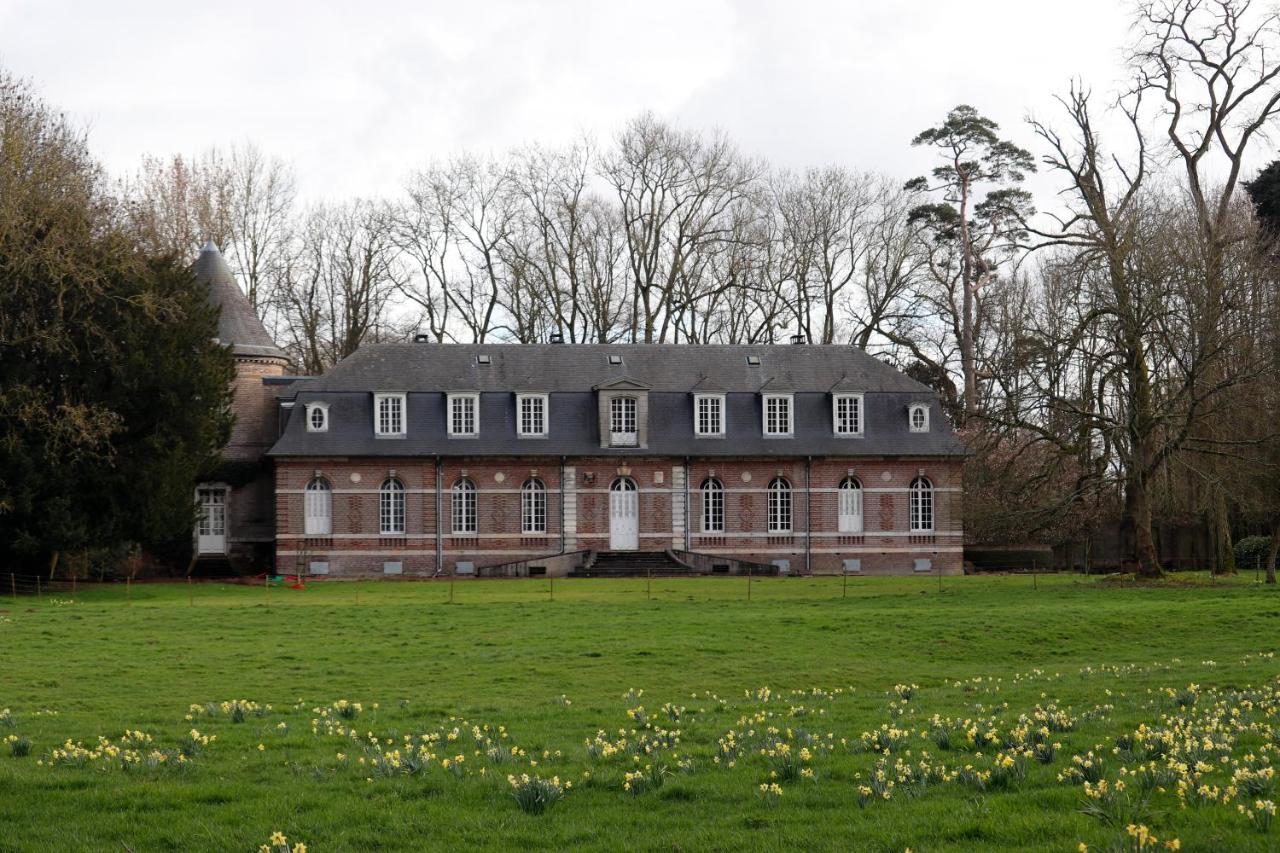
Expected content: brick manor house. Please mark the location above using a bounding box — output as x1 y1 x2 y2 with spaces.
194 242 966 578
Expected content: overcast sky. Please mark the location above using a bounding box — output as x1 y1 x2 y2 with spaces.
2 0 1138 201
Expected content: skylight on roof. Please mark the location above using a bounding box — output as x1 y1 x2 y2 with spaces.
746 356 761 366
477 354 491 365
608 355 623 365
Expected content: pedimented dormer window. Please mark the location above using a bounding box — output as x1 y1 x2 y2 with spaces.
305 402 329 433
594 377 651 449
909 403 929 433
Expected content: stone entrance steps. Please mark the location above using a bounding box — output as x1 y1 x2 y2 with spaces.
570 550 696 578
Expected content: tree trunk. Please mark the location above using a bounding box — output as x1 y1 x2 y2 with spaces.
1210 488 1236 575
1125 471 1162 578
958 176 977 422
1267 518 1279 585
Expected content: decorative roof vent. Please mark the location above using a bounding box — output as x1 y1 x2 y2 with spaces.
548 331 564 344
413 333 432 343
790 333 807 345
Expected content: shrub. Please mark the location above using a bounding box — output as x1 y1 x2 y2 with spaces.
1234 536 1273 570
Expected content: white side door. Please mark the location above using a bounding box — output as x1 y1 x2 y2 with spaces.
609 478 639 550
838 481 863 533
196 487 227 554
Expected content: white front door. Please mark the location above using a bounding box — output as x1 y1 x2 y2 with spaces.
197 487 227 554
609 477 639 550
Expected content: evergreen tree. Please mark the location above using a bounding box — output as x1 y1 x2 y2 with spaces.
0 69 233 574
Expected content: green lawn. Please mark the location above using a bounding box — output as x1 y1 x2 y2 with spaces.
1 573 1277 852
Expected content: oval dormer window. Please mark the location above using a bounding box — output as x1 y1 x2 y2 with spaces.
307 403 329 433
909 404 929 433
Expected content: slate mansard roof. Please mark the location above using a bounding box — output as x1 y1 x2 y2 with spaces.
194 242 286 361
268 343 967 458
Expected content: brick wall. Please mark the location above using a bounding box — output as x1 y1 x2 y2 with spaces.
274 455 963 578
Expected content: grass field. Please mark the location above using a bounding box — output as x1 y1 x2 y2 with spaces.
1 573 1278 852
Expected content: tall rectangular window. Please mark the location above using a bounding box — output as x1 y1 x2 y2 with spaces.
694 394 724 437
375 393 405 436
448 393 478 437
518 394 547 437
610 396 637 446
833 393 863 436
763 394 793 437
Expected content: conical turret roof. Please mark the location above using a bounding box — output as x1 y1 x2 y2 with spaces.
194 241 286 360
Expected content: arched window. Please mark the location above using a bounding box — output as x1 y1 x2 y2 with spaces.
379 477 405 535
304 477 332 535
701 478 724 533
521 478 546 534
768 477 792 533
910 476 934 532
838 477 863 534
452 478 477 534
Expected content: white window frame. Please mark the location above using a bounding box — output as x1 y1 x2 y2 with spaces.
762 393 793 437
833 393 864 436
910 476 934 532
517 393 548 438
610 396 638 446
379 477 405 535
374 393 406 438
694 394 725 437
768 477 792 533
448 392 480 438
909 403 930 433
304 477 332 535
305 402 329 433
521 478 547 534
701 478 724 533
452 478 477 534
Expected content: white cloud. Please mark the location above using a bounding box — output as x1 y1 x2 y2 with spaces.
0 0 1144 202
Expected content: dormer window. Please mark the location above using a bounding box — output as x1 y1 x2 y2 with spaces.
833 393 863 436
763 393 793 437
374 393 406 437
306 402 329 433
694 394 725 437
448 393 479 437
610 396 638 446
909 403 929 433
517 393 548 437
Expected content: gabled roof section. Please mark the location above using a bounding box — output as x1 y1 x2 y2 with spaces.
592 375 652 392
195 241 285 361
301 344 938 395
